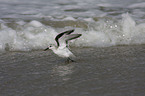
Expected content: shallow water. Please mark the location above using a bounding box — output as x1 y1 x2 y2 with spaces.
0 0 145 95
0 45 145 96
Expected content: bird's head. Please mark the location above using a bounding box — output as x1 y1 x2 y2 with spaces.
44 44 56 51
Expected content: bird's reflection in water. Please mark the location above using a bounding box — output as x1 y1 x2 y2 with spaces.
52 64 74 81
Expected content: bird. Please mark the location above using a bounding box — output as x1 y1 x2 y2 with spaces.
44 29 82 63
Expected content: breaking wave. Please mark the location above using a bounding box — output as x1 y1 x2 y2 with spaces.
0 13 145 52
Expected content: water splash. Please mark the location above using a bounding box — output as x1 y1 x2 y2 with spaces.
0 13 145 52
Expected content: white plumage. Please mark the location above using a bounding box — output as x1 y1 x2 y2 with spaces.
44 29 82 62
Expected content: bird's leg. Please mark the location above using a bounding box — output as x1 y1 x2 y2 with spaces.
65 57 75 64
65 58 70 64
68 57 75 62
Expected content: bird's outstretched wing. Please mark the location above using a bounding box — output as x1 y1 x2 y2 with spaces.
55 29 75 47
55 29 82 48
65 34 82 45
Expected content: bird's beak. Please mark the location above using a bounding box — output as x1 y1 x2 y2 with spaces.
44 47 49 51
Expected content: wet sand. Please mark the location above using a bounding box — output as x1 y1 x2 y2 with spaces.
0 45 145 96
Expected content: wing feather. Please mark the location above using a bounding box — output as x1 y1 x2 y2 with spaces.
65 34 82 45
55 29 75 46
54 29 82 48
66 34 82 41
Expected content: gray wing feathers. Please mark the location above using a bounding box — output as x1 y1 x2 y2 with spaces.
55 29 82 48
66 34 82 42
55 29 75 46
65 34 82 48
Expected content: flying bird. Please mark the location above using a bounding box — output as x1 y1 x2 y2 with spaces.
44 29 82 63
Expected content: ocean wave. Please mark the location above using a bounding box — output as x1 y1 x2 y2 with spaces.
128 2 145 8
0 13 145 52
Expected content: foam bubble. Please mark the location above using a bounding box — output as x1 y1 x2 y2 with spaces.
83 18 95 22
28 20 43 27
16 21 26 25
62 16 76 21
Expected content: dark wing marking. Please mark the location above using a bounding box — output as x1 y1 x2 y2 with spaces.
65 34 82 45
55 29 75 46
63 29 75 35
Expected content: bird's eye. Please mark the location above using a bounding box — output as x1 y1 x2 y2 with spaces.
50 45 52 47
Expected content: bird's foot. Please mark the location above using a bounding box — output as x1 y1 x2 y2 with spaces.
65 58 75 64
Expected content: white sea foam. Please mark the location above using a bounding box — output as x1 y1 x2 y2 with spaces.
28 20 43 27
0 22 57 52
83 18 95 22
62 16 76 21
0 13 145 52
128 2 145 8
74 13 145 47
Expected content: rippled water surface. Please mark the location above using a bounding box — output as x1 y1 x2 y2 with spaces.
0 0 145 96
1 45 145 96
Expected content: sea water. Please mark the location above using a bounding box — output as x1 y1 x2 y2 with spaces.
0 0 145 52
0 0 145 96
